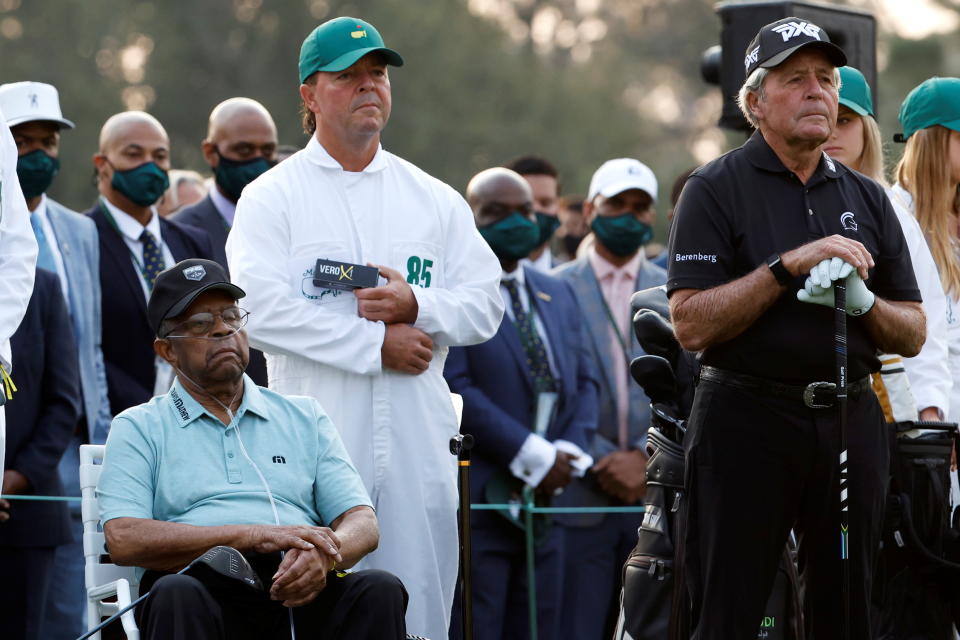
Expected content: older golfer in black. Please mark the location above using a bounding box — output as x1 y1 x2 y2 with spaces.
667 18 925 639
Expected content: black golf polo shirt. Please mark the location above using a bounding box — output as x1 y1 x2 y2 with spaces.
666 132 921 383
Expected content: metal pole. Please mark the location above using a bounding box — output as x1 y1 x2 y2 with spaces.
450 434 475 640
523 486 538 639
834 281 850 639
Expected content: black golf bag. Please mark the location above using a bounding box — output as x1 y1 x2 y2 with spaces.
613 286 803 640
872 421 960 640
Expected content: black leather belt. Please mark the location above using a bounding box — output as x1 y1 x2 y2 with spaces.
699 366 871 409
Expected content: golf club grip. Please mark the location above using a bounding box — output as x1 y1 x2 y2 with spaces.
834 281 850 640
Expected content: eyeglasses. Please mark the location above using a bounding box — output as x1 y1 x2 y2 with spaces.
163 308 249 339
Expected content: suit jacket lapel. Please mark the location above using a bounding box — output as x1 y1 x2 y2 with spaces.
499 315 534 395
569 261 617 401
94 204 149 317
160 219 189 262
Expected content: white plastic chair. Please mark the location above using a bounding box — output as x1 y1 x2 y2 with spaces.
80 444 140 640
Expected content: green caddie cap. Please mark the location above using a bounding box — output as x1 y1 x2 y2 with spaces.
838 66 874 118
896 77 960 142
298 17 404 84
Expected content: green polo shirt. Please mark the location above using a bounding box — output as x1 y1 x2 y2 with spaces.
98 374 372 528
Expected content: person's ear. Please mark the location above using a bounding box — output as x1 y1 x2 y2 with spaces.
154 338 177 368
201 140 219 169
747 90 764 122
92 153 110 183
582 198 596 225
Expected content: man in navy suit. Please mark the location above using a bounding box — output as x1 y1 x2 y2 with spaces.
0 80 115 638
86 111 213 416
551 158 667 639
172 97 277 271
0 268 81 639
172 97 277 385
444 167 598 640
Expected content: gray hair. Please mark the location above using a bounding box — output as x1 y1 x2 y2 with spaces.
736 65 842 129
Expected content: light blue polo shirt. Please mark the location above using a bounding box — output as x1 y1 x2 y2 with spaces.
98 374 372 528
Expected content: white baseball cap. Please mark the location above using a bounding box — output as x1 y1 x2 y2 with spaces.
587 158 657 203
0 81 74 129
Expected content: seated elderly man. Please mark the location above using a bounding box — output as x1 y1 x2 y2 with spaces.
97 258 407 639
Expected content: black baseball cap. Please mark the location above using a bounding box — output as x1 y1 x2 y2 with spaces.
744 17 847 77
148 259 246 337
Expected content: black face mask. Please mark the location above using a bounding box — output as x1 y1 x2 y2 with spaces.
562 234 585 258
213 150 274 202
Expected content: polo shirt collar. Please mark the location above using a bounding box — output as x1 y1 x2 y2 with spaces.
305 135 387 173
168 373 268 428
744 131 847 181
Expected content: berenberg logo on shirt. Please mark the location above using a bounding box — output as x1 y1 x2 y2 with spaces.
170 389 190 421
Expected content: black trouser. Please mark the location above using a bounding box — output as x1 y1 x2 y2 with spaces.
136 554 408 639
0 546 55 640
682 378 888 640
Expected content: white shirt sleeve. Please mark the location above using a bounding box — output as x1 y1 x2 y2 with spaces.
889 195 951 416
411 189 504 347
227 188 386 375
0 113 38 369
509 433 557 488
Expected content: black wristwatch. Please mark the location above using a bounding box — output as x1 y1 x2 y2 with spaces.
766 253 792 286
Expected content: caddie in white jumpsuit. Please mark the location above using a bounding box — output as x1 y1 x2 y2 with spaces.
227 17 503 640
0 106 38 482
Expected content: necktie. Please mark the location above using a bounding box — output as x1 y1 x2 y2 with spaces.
139 229 165 290
29 213 58 274
502 278 557 394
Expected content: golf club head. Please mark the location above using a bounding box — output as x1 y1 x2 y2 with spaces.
630 285 670 320
630 355 678 405
189 546 264 591
633 309 678 361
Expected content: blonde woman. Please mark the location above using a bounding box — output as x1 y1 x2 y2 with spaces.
890 77 960 422
826 67 950 423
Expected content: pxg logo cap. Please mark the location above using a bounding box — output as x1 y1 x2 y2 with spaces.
744 16 847 78
299 17 404 84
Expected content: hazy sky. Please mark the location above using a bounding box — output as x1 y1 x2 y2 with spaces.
873 0 959 38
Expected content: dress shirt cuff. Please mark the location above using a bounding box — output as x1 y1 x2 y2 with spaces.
553 439 593 477
509 434 556 488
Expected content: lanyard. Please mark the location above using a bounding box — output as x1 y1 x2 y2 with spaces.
592 273 633 365
99 197 160 290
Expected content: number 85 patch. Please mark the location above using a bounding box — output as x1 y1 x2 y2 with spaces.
395 242 443 290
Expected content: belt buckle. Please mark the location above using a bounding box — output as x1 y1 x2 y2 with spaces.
803 381 836 409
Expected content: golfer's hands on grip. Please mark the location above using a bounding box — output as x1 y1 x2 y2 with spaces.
796 257 877 316
780 234 873 281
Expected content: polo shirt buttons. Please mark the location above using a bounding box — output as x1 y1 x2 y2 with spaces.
228 452 235 458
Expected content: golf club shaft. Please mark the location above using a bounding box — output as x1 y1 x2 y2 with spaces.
835 281 850 639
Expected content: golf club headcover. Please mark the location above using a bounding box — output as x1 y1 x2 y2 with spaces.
630 285 671 320
633 309 678 361
630 355 678 406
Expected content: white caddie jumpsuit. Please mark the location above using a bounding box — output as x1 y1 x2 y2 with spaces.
0 107 39 478
227 136 504 640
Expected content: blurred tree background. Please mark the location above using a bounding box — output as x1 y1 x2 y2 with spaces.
0 0 958 242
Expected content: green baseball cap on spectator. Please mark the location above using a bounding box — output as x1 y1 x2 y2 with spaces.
838 66 874 117
298 17 404 84
896 77 960 142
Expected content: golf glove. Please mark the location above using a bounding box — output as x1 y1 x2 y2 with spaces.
796 257 876 316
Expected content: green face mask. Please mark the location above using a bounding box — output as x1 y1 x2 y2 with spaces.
535 211 561 246
111 161 170 207
17 150 60 199
591 213 653 257
479 212 541 260
214 151 273 202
